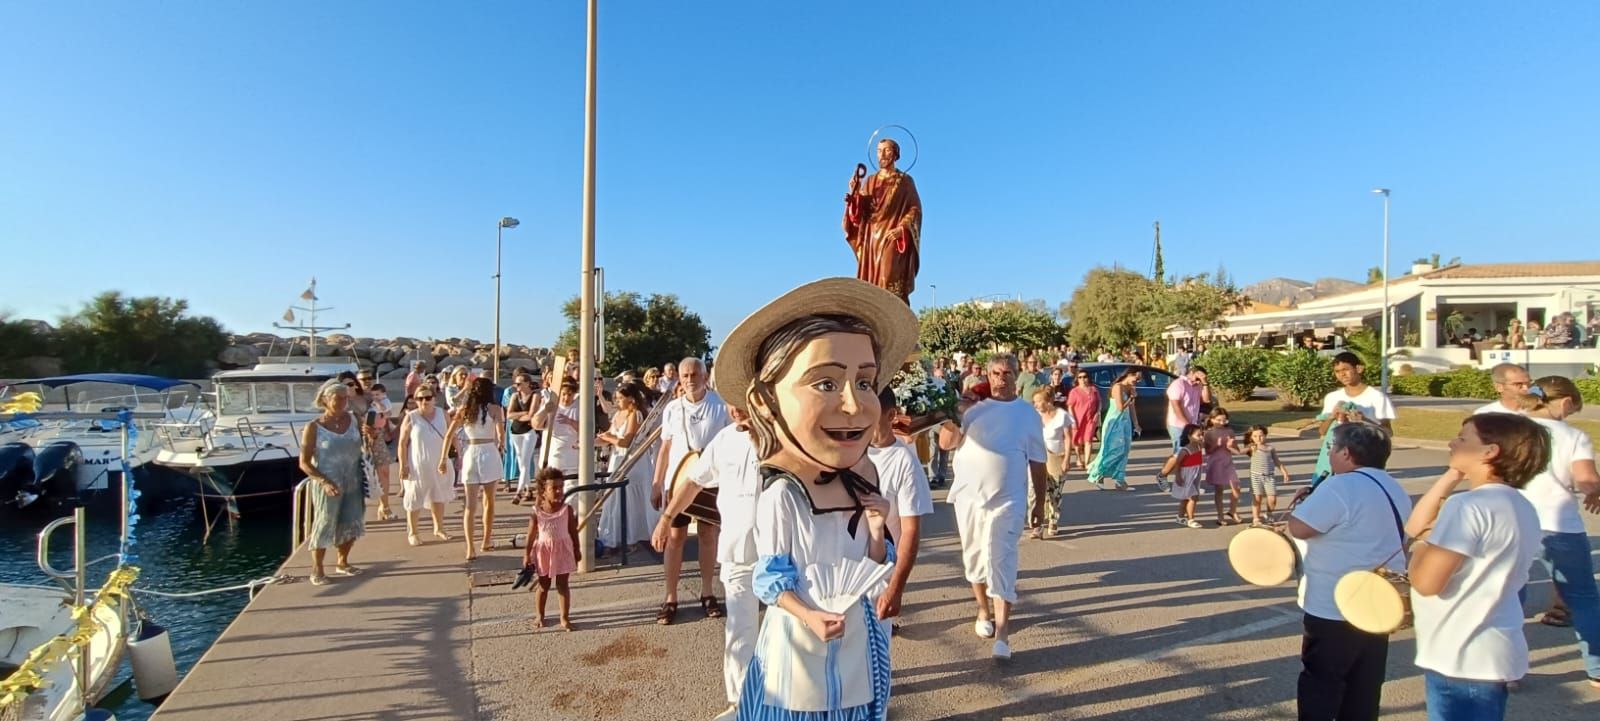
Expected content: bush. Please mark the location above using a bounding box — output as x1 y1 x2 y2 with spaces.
1389 374 1440 397
1436 368 1496 399
1267 350 1337 409
1197 346 1272 402
1576 377 1600 407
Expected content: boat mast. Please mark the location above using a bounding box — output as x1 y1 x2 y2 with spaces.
272 279 349 363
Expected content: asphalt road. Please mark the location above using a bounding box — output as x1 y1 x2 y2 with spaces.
467 435 1600 721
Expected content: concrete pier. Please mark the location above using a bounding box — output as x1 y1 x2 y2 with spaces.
151 438 1600 720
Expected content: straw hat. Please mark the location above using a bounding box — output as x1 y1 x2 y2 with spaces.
712 277 919 412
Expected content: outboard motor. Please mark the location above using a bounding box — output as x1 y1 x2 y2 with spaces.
0 441 36 507
20 441 82 509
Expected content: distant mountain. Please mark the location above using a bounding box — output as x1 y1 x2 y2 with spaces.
1241 277 1363 308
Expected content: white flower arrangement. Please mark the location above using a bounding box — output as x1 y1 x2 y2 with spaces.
889 359 958 420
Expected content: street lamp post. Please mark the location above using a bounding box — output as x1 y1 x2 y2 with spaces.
494 216 520 384
930 284 937 308
1372 188 1391 394
575 0 600 573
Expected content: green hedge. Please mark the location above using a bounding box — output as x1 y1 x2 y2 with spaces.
1267 350 1338 409
1578 377 1600 406
1389 368 1496 400
1197 346 1273 402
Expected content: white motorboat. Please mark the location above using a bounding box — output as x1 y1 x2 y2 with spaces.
0 374 204 511
0 582 131 721
152 359 357 517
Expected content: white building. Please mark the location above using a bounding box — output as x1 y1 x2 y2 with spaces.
1167 261 1600 377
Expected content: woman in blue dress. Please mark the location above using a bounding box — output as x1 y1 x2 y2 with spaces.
712 277 919 721
298 379 369 586
1086 368 1142 490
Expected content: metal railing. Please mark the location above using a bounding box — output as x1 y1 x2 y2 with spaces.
291 478 314 549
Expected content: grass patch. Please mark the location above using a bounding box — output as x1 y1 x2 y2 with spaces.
1218 399 1316 430
1394 409 1600 445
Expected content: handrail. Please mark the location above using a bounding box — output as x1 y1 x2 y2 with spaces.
36 516 78 586
561 470 636 567
236 417 262 450
291 478 314 549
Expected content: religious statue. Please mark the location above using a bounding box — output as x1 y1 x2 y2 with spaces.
843 136 922 304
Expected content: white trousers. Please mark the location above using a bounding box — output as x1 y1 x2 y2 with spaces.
510 431 538 492
721 562 758 705
953 497 1022 603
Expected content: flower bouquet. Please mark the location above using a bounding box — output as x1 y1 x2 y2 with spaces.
888 359 959 436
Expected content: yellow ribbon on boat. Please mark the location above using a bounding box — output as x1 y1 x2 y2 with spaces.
0 391 43 414
0 566 140 710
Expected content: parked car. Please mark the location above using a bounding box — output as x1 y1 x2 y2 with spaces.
1077 363 1179 435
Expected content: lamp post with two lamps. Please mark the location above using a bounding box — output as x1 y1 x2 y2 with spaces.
494 216 520 384
1371 188 1391 394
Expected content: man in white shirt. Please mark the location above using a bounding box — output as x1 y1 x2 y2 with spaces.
655 408 760 721
1313 352 1398 487
658 361 679 396
1474 363 1532 416
938 353 1048 660
1287 422 1413 721
651 358 732 625
868 388 935 636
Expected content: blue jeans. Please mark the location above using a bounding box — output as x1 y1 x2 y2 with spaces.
1538 531 1600 679
1423 671 1507 721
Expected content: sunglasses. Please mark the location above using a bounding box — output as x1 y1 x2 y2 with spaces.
416 395 436 401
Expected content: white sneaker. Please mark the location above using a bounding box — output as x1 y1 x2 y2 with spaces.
992 639 1012 659
973 619 995 638
711 703 738 721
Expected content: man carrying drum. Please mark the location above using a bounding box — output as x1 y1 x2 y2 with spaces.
1285 422 1413 721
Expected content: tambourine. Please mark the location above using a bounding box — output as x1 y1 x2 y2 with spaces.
1227 526 1300 586
1334 567 1412 634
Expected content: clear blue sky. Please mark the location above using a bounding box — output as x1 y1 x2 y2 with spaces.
3 1 1596 351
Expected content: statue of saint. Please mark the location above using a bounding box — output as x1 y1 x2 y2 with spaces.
843 138 922 304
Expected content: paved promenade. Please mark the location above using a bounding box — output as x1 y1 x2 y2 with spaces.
152 436 1599 720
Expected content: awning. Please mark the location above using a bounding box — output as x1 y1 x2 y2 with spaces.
1167 287 1423 338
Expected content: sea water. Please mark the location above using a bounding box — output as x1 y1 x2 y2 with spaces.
0 494 289 721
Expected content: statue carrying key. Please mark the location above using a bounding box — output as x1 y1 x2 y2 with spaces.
843 126 922 305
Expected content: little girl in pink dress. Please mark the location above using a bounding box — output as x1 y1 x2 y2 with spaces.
523 467 580 630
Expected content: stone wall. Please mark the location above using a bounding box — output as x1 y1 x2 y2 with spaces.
220 333 553 381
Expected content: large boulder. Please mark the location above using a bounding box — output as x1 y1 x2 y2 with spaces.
398 349 433 370
376 361 397 378
502 358 539 373
326 333 355 346
218 345 261 368
470 350 493 367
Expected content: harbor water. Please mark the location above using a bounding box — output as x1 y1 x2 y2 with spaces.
0 493 290 721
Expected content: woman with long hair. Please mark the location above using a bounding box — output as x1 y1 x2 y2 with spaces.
597 381 649 552
506 373 541 504
1086 368 1141 491
440 377 505 560
714 278 912 720
297 379 368 585
1065 369 1101 472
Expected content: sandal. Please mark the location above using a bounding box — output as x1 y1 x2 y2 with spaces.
701 595 725 619
407 533 420 547
656 601 678 626
310 573 329 586
1539 609 1573 627
333 565 363 576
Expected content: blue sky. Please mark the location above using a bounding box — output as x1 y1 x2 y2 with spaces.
3 1 1596 351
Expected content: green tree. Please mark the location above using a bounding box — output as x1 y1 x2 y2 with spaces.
918 304 991 360
555 291 711 377
1148 272 1249 340
0 315 55 376
1063 267 1158 351
54 292 228 377
987 301 1069 352
1366 267 1384 284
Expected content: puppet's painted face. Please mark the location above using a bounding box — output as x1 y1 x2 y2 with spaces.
767 332 879 470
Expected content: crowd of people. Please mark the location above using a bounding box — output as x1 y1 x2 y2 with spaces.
288 298 1600 720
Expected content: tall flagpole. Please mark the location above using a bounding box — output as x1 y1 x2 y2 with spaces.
576 0 599 573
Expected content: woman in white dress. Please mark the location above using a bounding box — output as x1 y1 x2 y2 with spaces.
713 278 918 721
396 386 453 546
440 377 505 560
597 382 652 552
536 378 582 490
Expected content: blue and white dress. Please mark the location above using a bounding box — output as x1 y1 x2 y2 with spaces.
740 468 893 721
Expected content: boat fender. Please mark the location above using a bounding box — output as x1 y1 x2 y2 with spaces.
80 711 117 721
128 621 178 701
